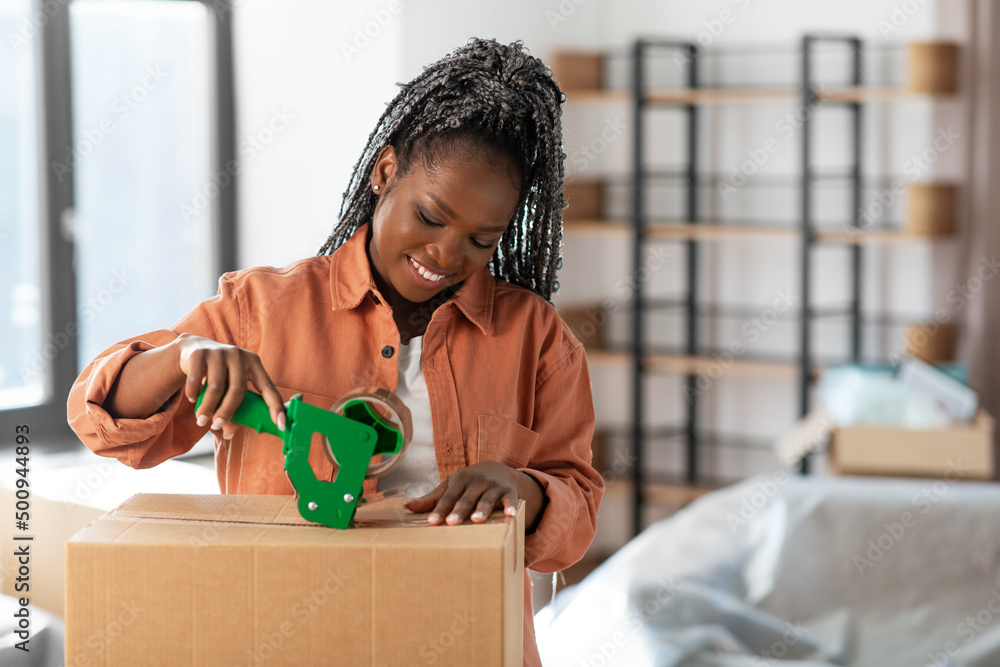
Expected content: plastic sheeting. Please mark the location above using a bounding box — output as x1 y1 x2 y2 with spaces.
536 475 1000 667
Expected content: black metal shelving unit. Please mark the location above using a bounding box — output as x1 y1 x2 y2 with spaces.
627 35 867 535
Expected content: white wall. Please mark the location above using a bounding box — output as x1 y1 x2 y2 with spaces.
233 0 405 268
232 0 967 547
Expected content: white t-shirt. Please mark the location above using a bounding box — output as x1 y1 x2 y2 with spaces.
377 336 440 497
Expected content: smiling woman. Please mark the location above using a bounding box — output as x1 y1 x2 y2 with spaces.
365 144 521 339
67 37 603 667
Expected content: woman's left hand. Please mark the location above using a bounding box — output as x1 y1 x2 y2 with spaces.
404 461 546 530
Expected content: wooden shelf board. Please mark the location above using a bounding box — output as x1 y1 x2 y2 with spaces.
586 350 818 380
814 86 945 103
647 223 796 241
647 88 798 105
562 220 631 235
646 354 801 380
563 89 630 104
585 349 632 369
814 228 955 244
563 221 954 244
563 86 947 106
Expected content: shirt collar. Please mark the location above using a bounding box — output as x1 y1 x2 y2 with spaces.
328 222 494 335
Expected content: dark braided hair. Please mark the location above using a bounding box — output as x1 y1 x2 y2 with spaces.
318 37 567 300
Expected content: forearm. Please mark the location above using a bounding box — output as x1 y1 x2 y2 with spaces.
103 338 186 420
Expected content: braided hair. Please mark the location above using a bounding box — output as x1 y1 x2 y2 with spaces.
318 37 567 300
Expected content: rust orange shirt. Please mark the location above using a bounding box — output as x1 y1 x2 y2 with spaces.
67 223 604 666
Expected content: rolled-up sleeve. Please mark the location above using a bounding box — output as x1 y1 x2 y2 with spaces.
66 274 242 468
519 341 604 573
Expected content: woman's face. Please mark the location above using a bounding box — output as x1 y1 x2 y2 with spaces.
368 145 521 304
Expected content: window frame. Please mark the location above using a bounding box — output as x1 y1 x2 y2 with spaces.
0 0 237 446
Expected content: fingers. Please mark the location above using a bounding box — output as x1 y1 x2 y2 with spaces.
194 351 228 429
430 483 470 526
413 463 519 526
182 348 208 406
249 361 286 432
211 352 248 439
471 487 511 523
403 483 446 513
179 336 281 438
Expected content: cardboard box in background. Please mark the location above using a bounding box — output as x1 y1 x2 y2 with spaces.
562 180 604 221
0 488 105 620
0 457 218 620
779 409 995 480
828 409 994 480
550 51 603 93
558 306 606 351
65 494 524 666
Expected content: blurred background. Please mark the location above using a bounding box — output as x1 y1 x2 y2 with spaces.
2 0 1000 637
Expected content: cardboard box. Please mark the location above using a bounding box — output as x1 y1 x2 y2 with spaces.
563 180 604 221
557 305 607 351
828 409 994 479
0 458 217 620
550 51 603 93
907 41 959 95
779 409 995 480
65 493 523 666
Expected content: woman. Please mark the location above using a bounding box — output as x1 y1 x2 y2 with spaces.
68 37 604 665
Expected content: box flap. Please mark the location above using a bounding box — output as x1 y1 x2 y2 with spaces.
109 493 513 528
775 409 834 465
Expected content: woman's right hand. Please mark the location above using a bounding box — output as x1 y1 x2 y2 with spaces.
175 333 286 439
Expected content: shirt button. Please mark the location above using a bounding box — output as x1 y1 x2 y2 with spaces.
381 345 394 359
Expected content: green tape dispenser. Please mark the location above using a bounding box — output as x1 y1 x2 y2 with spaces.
196 385 412 529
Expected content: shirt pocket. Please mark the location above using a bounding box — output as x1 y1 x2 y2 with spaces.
476 414 539 470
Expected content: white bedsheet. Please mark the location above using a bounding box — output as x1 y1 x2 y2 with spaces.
536 474 1000 667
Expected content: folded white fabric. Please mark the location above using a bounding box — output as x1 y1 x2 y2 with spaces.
536 475 1000 667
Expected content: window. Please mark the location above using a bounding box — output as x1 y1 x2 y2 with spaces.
0 0 45 410
0 0 235 445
